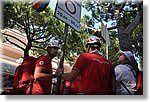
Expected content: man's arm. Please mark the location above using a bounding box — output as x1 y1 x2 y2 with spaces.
58 68 80 83
34 66 55 81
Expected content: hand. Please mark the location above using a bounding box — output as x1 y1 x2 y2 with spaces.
56 68 63 77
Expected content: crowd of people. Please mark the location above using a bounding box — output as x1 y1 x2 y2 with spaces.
27 35 141 95
1 35 142 95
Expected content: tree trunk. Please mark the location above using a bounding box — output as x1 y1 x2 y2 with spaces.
116 3 143 51
24 49 29 58
117 19 132 51
24 42 32 57
118 31 132 51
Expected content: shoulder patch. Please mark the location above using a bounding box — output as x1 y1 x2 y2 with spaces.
39 61 44 65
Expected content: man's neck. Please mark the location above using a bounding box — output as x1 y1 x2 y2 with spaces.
48 54 54 61
90 49 101 55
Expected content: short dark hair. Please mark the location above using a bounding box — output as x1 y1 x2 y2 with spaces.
86 42 101 51
86 42 101 48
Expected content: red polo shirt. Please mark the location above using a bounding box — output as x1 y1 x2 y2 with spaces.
31 55 52 95
73 53 115 95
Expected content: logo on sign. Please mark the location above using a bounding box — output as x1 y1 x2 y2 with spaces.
65 0 76 15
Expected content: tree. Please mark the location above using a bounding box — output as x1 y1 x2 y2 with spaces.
82 0 143 66
2 0 64 57
1 0 95 65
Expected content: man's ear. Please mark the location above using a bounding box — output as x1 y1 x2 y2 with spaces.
86 45 90 53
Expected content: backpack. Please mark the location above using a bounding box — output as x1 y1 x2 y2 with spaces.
123 65 143 95
134 71 143 95
13 56 37 95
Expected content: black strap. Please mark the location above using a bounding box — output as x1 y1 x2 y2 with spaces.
125 64 137 78
120 81 132 95
29 78 34 95
119 64 136 95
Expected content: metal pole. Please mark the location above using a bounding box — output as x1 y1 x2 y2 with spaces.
106 44 108 59
55 24 68 95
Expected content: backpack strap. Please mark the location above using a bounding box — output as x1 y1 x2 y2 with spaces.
28 78 34 95
120 64 136 95
125 64 137 78
120 81 132 95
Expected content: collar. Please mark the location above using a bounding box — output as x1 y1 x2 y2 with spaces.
89 49 102 56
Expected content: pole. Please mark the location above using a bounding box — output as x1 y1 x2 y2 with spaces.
105 24 109 60
55 24 68 95
106 44 108 59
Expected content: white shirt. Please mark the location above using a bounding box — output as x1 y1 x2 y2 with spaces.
115 64 136 95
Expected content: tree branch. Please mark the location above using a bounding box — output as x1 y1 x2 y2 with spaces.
33 40 46 44
2 32 27 46
124 8 142 35
24 15 30 39
34 33 50 41
107 25 117 30
32 45 46 50
12 19 25 29
6 37 25 51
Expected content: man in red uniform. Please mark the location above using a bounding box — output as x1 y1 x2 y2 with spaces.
57 36 116 95
31 37 59 95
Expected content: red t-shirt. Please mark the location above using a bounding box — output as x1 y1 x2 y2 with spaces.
72 53 115 95
31 55 52 95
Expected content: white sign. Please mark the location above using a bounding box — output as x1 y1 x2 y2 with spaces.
54 0 82 32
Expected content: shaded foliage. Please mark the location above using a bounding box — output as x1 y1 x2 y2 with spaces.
2 0 94 65
82 0 143 67
2 0 64 57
